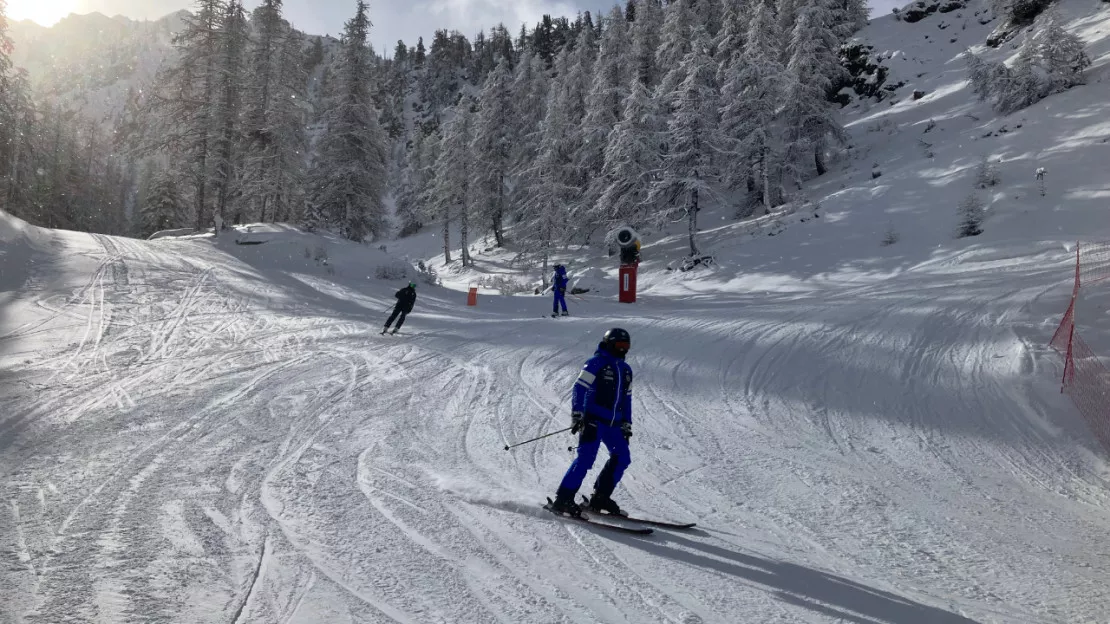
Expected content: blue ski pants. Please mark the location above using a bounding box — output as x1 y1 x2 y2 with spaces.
558 422 631 495
553 290 568 314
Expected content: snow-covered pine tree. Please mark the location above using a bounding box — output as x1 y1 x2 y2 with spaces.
394 133 424 237
509 51 549 189
580 6 631 212
2 70 35 215
965 49 999 102
141 168 185 237
781 0 848 182
472 58 514 247
518 75 580 280
656 0 695 104
714 0 750 73
211 0 247 232
996 34 1046 114
306 0 388 241
833 0 871 38
630 0 664 87
650 25 719 256
956 192 985 237
693 0 724 38
149 0 226 232
0 0 15 202
0 3 36 217
778 0 806 45
560 26 595 199
240 0 308 224
1037 9 1090 92
595 75 661 229
431 97 475 265
269 29 309 223
719 0 785 213
975 154 999 188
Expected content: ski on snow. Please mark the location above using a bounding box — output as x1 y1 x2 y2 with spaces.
543 498 653 535
580 496 697 529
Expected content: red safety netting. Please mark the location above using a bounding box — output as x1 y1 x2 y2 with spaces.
1049 242 1110 453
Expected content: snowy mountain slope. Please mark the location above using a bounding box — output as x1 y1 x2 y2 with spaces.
8 12 182 120
5 2 1110 623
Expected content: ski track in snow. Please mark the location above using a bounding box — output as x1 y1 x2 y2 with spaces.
0 226 1107 624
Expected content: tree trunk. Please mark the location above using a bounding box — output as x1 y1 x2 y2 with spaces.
814 145 826 176
460 197 471 266
761 148 772 215
442 212 452 265
493 172 505 247
688 188 700 256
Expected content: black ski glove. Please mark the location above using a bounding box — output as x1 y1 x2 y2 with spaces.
571 411 585 434
621 422 632 441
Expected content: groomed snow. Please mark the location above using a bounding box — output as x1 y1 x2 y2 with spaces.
5 1 1110 622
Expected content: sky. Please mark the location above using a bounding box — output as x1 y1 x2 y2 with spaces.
6 0 904 53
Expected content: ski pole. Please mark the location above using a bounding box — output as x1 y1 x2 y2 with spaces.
503 427 573 451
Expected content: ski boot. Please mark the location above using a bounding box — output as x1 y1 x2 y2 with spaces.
586 485 626 516
381 328 389 335
586 495 623 516
547 488 582 517
560 311 570 317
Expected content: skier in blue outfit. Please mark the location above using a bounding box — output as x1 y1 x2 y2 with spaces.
551 265 570 317
549 328 633 517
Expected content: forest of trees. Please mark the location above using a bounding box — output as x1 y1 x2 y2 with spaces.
0 0 1086 265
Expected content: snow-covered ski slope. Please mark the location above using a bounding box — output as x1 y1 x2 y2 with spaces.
6 3 1110 622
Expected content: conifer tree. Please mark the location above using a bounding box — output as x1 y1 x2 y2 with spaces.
141 168 185 237
630 0 664 87
240 0 308 224
651 25 719 256
211 0 247 231
595 76 661 228
472 58 514 247
581 6 631 205
431 99 475 265
1037 9 1090 92
305 0 388 241
781 0 847 181
719 0 784 211
149 0 226 231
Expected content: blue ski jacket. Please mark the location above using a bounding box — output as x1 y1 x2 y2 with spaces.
553 270 569 292
572 346 632 426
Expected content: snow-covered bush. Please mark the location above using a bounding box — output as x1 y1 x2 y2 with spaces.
481 275 531 296
416 260 441 286
956 193 986 237
881 223 901 246
975 155 1000 188
965 13 1088 114
375 261 409 280
304 244 329 265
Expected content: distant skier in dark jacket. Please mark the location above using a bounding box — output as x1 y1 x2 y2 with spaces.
382 282 417 335
551 264 569 317
549 328 633 517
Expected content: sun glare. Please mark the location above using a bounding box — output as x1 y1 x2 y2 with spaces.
6 0 78 27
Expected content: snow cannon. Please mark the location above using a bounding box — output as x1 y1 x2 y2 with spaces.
612 225 640 303
613 226 641 265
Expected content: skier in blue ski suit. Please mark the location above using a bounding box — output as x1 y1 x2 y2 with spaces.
551 265 569 317
550 328 633 516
